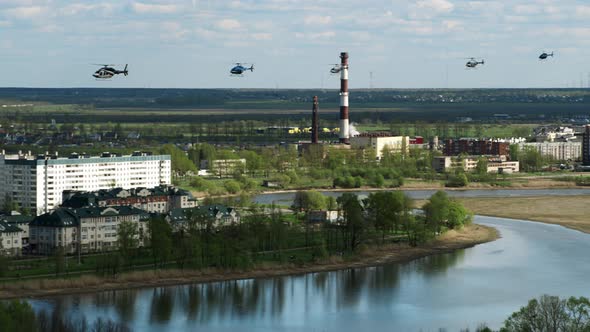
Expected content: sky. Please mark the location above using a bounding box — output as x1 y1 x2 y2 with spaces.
1 0 590 89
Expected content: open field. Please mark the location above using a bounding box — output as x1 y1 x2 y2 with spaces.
0 224 497 300
457 195 590 234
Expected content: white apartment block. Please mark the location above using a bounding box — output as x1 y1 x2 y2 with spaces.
0 151 171 215
518 142 582 161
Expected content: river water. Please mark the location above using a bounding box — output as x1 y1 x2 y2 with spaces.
29 214 590 331
253 188 590 205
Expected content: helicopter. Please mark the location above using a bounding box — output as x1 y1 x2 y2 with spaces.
92 64 128 79
465 57 484 69
539 51 554 60
329 64 343 74
230 63 254 76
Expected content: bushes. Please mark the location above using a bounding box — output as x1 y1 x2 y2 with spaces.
446 173 469 187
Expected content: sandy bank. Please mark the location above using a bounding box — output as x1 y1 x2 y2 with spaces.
0 224 498 300
457 195 590 234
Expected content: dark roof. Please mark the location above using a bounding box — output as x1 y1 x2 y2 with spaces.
0 221 23 233
31 206 148 228
0 214 34 225
62 185 194 208
168 205 236 222
30 208 79 227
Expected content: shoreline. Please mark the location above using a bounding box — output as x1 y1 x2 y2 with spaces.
0 224 498 300
192 181 587 199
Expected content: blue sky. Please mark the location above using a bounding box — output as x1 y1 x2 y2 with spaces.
1 0 590 89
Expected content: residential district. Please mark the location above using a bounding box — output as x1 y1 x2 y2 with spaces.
0 123 589 257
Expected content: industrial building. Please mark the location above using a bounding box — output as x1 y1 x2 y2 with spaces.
0 151 171 215
518 142 582 161
444 139 510 157
350 133 410 160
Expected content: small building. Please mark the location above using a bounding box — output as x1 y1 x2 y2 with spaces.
166 205 240 230
200 159 246 178
0 213 34 252
433 155 519 173
350 133 410 160
307 210 339 224
0 221 24 256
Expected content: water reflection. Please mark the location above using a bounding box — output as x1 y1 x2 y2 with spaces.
29 217 590 331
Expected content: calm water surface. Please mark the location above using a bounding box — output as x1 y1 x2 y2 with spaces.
254 188 590 205
29 215 590 331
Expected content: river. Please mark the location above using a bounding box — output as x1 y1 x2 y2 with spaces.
253 188 590 205
28 215 590 331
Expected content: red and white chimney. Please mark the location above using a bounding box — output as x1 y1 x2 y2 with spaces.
339 52 350 144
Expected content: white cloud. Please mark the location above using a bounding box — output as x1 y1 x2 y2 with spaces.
295 31 336 40
215 19 241 30
415 0 454 13
303 15 332 25
131 2 179 14
252 32 272 40
0 20 11 27
4 6 46 19
513 4 540 15
575 6 590 19
61 3 116 16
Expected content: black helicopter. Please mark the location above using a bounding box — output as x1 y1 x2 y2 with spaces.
92 64 128 79
539 51 554 60
465 57 484 69
230 63 254 76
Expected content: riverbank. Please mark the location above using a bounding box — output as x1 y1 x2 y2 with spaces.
0 224 498 300
457 195 590 234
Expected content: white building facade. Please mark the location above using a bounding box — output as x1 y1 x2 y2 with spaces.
0 152 171 215
518 142 582 161
350 135 410 160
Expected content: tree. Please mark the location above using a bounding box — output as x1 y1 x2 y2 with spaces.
159 144 198 175
149 216 173 268
337 193 366 252
475 157 488 175
501 295 590 332
117 220 139 266
292 191 326 212
0 300 37 332
2 194 18 214
423 191 450 234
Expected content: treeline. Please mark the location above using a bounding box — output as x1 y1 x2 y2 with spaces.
95 190 471 275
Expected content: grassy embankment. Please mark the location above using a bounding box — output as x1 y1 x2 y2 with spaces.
456 195 590 234
0 224 497 300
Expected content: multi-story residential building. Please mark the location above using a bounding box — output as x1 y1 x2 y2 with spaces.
29 206 148 255
518 142 582 161
0 213 33 251
350 133 410 160
0 151 171 215
443 139 510 157
0 221 24 256
584 125 590 166
432 155 519 174
62 185 197 213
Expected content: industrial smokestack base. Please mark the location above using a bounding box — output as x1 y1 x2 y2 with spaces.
312 96 319 144
339 52 350 144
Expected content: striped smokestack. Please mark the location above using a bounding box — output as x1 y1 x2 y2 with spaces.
339 52 349 144
312 96 319 144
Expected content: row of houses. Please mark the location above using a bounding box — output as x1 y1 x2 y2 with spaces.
0 184 238 256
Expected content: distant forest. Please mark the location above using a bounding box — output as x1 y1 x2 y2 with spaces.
0 88 589 123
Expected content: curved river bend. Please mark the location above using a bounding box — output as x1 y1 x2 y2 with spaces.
30 215 590 331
